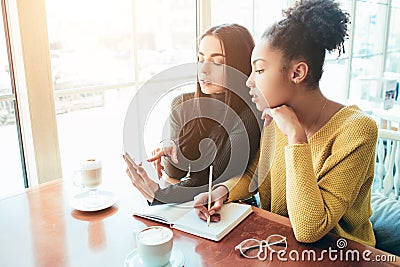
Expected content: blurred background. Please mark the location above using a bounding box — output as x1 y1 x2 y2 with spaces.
1 0 399 198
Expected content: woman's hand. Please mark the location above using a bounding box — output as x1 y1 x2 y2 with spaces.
147 145 178 178
193 186 229 222
262 105 307 145
123 153 160 202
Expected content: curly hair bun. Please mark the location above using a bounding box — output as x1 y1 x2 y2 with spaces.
284 0 350 53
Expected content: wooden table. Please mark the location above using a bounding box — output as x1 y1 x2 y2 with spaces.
0 177 399 267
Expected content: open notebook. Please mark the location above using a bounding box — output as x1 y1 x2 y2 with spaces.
133 201 253 241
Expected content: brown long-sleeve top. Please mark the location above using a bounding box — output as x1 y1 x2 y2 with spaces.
151 92 262 205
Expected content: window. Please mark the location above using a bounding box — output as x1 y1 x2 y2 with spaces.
352 1 387 79
45 0 196 179
348 0 399 106
0 5 26 198
2 0 400 194
385 1 400 74
211 0 287 40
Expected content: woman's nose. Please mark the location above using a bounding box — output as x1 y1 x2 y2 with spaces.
199 62 210 75
246 73 255 88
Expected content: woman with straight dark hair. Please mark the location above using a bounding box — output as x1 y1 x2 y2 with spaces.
194 0 378 246
124 24 262 205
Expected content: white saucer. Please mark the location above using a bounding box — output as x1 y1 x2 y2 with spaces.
71 190 117 212
124 248 184 267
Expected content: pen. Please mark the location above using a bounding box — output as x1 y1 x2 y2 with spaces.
207 165 213 227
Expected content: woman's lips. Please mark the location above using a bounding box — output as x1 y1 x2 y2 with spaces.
250 94 258 103
200 80 212 86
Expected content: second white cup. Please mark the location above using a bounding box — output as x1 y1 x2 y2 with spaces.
136 226 173 267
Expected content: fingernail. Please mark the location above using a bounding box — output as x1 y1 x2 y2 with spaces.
209 210 215 215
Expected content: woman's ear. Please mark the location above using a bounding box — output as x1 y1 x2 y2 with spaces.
291 61 308 84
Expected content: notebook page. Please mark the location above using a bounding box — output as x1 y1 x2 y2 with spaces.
173 203 252 241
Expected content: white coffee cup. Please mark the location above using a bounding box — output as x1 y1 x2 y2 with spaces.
75 158 102 189
136 226 173 267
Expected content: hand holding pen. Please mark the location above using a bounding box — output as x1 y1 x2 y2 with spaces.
193 179 229 223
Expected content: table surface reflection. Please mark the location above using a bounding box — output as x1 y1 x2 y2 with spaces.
0 177 399 267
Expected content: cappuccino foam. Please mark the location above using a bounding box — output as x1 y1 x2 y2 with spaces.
137 227 172 245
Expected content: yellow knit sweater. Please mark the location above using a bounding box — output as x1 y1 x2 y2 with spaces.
223 105 377 246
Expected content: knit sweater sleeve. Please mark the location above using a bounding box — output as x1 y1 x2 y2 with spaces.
285 116 378 243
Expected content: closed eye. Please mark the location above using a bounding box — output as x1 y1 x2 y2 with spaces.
255 69 264 74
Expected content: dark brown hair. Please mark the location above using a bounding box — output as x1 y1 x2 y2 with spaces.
178 23 256 152
262 0 350 87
